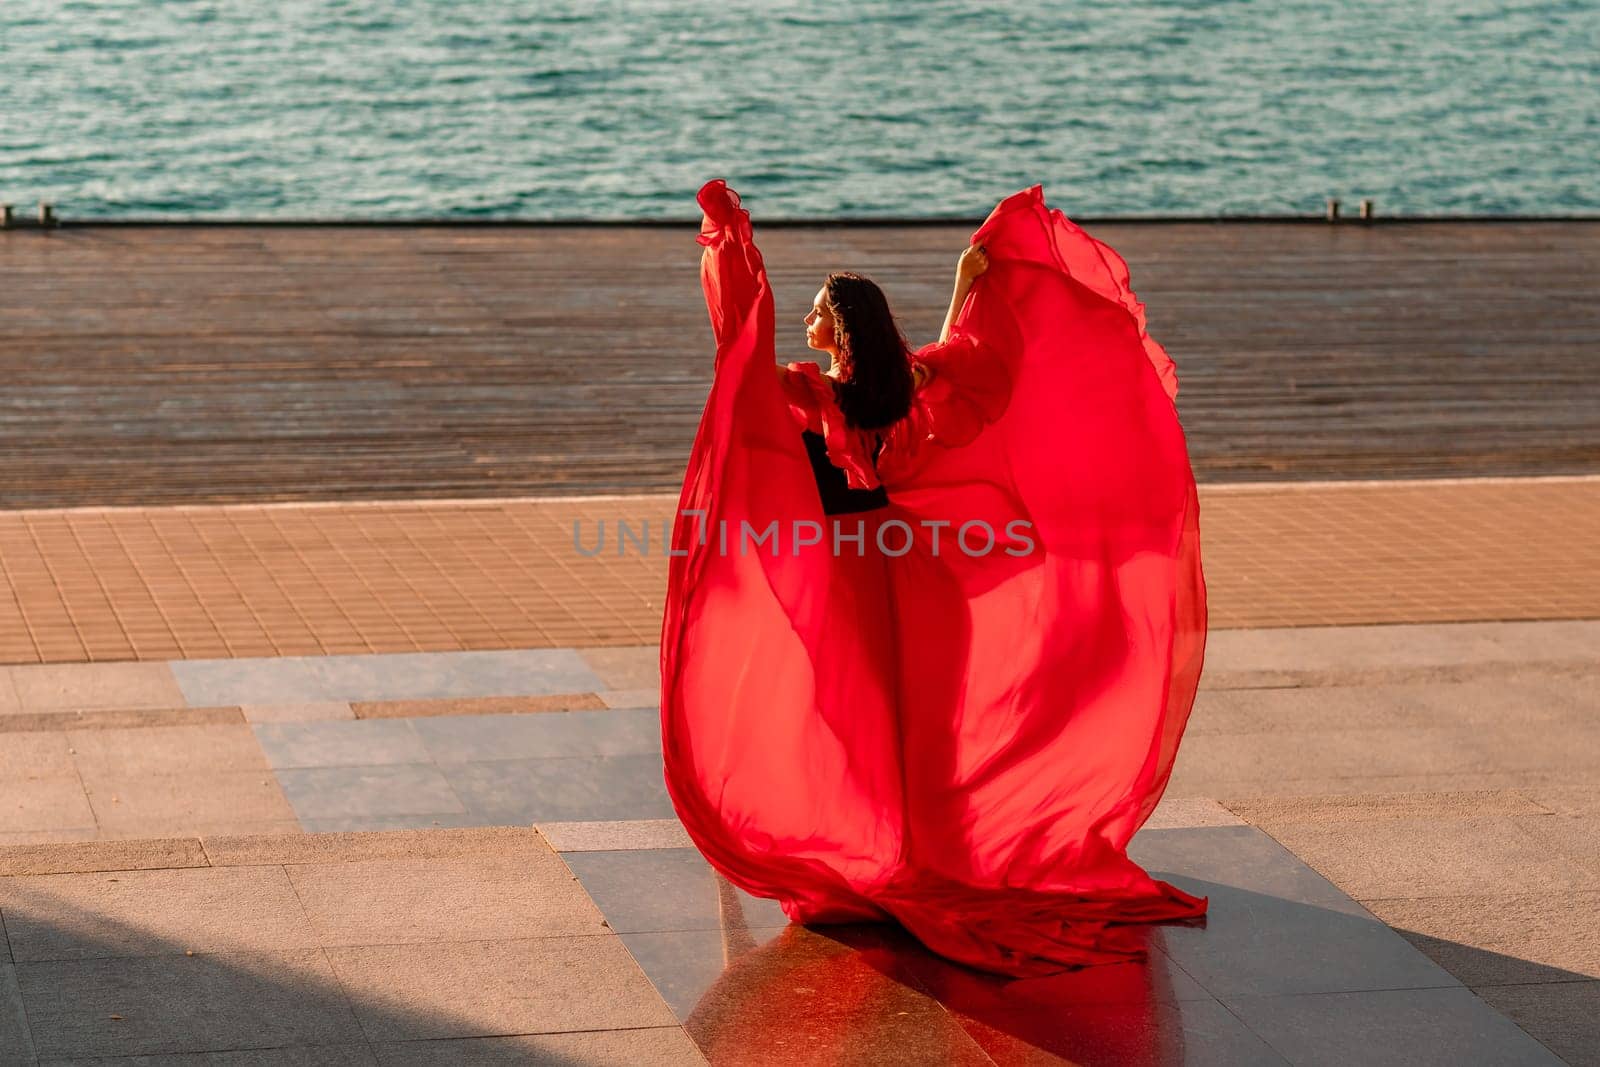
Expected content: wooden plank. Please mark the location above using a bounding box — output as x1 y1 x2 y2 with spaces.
1 222 1596 507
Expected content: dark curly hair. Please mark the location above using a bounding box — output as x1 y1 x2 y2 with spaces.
822 272 915 431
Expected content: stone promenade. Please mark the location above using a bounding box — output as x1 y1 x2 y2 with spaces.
0 475 1594 1064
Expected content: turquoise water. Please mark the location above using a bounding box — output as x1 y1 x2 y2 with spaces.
1 0 1595 219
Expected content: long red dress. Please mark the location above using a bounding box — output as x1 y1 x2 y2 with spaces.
660 179 1208 978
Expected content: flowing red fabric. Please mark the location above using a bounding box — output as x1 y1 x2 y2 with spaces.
660 179 1208 978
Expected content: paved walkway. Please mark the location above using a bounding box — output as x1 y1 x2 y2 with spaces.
2 476 1597 664
1 480 1596 1064
1 620 1595 1063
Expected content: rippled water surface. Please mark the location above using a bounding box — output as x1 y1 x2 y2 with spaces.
1 0 1595 218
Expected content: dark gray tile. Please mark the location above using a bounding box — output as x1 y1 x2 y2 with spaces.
440 755 673 823
618 927 788 1022
253 720 429 769
1 963 35 1066
409 708 660 763
564 848 787 935
906 927 1214 1008
275 764 465 819
1129 825 1350 904
16 950 364 1059
174 650 604 706
1230 986 1564 1066
1159 883 1461 999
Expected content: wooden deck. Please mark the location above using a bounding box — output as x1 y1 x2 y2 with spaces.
1 221 1595 507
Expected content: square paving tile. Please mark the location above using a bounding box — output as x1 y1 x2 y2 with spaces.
171 650 604 706
1129 825 1351 904
409 708 659 763
0 963 33 1066
241 702 357 723
1474 980 1600 1067
273 765 465 821
7 662 185 712
286 853 605 945
0 866 317 962
617 927 790 1023
0 778 95 835
66 725 269 778
1227 986 1563 1066
1253 816 1598 899
564 848 787 934
665 923 995 1066
0 732 75 780
440 754 673 823
371 1028 705 1067
1363 891 1600 986
297 813 489 834
538 819 694 852
325 936 675 1041
574 645 660 690
599 688 660 709
1155 883 1461 1000
82 771 298 836
253 720 430 769
952 990 1289 1067
15 949 365 1059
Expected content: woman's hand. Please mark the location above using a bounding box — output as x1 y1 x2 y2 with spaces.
956 243 990 284
940 244 989 344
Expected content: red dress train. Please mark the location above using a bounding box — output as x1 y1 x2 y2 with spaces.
660 179 1208 977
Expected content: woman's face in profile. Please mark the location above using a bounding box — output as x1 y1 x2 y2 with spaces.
804 286 840 355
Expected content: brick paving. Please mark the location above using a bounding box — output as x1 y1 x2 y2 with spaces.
0 476 1594 665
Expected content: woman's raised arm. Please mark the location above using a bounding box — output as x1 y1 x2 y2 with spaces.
938 243 990 344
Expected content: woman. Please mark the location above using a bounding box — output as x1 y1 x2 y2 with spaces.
661 179 1208 978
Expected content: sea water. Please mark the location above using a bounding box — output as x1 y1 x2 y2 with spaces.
1 0 1595 219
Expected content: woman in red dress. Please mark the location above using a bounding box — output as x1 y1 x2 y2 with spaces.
660 179 1208 977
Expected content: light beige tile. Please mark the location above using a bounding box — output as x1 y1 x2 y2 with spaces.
82 771 297 836
372 1028 707 1066
0 778 94 835
243 702 357 723
287 853 605 945
1261 816 1598 900
0 836 207 876
9 662 184 712
0 732 75 780
66 724 268 778
1142 797 1248 830
203 826 544 867
327 937 675 1041
0 828 100 847
576 646 659 690
1366 892 1600 985
598 688 659 709
0 865 318 961
537 819 694 852
1226 791 1551 827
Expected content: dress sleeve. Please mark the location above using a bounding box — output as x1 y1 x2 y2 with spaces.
697 180 765 365
881 328 1012 481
